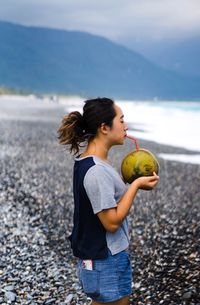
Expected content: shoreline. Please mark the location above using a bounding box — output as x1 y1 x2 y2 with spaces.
0 101 200 304
1 94 200 164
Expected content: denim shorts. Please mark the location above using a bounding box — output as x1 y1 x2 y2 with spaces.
77 250 133 303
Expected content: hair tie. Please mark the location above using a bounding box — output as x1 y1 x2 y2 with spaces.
76 116 87 136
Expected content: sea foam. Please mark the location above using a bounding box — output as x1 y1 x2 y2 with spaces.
62 98 200 164
117 100 200 164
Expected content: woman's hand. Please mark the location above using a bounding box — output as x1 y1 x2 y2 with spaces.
133 172 159 190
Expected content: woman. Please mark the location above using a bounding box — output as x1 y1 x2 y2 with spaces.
58 97 159 305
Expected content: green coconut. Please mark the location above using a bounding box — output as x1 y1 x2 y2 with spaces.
121 149 159 184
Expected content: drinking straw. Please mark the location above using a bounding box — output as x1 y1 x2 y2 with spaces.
126 135 139 151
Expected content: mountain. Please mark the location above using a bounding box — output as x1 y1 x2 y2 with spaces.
135 37 200 78
0 20 200 100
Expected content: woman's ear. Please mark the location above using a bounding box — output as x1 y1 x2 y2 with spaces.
99 123 109 135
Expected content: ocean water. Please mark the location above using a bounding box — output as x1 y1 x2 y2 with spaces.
63 98 200 165
117 100 200 164
1 95 199 164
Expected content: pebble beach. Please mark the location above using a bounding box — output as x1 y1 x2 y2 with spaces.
0 97 200 305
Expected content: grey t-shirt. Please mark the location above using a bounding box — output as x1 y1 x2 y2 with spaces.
82 156 130 255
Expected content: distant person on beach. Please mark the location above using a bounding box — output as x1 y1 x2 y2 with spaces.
57 97 159 305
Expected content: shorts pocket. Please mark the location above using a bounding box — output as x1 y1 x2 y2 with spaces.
81 269 100 298
117 251 132 274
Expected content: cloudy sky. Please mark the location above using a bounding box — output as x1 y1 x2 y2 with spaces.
1 0 200 51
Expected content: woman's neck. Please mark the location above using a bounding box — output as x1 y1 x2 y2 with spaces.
81 139 109 161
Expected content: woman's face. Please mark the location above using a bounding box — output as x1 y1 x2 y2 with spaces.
107 104 128 145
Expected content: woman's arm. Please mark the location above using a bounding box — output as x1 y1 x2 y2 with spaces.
97 172 159 233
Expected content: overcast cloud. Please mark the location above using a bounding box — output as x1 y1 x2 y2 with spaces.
1 0 200 48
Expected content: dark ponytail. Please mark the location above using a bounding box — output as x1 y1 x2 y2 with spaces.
57 97 116 155
57 111 86 155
